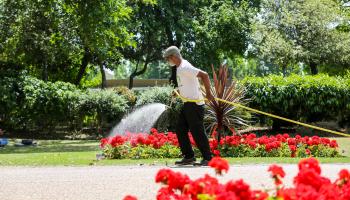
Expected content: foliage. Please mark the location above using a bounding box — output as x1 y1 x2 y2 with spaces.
80 89 128 129
119 0 261 80
205 65 250 140
251 0 350 75
0 73 128 136
241 74 350 128
0 0 135 83
113 86 137 106
136 86 175 107
188 0 256 69
80 67 102 88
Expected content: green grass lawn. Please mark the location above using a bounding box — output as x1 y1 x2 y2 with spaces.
0 138 350 166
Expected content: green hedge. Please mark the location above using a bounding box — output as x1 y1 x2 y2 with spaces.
0 72 128 137
241 74 350 128
2 71 349 137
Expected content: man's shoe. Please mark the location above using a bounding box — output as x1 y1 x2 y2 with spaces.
175 157 196 165
193 159 211 166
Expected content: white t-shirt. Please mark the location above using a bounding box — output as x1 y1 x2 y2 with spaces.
176 59 205 105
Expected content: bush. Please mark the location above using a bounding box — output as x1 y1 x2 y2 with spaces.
135 86 183 132
80 89 129 130
113 86 137 106
241 74 350 128
0 73 128 138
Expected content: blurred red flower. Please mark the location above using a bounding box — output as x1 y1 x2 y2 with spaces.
209 157 229 175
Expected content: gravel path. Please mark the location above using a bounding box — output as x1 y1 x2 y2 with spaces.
1 164 350 200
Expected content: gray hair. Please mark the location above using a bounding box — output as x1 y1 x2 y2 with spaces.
163 46 182 58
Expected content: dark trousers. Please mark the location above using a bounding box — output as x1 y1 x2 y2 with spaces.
175 102 212 160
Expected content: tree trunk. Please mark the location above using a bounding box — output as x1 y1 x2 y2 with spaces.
282 65 287 77
154 7 175 45
129 59 149 89
100 62 106 89
75 48 90 85
42 64 48 81
129 60 139 89
310 62 318 75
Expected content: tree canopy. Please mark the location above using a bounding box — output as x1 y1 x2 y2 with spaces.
1 0 349 86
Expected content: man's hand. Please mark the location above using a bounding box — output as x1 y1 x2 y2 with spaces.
172 89 179 97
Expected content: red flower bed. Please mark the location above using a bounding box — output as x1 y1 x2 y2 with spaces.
100 128 182 149
100 128 340 159
123 157 350 200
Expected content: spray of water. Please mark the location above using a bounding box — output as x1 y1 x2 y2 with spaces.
108 103 167 137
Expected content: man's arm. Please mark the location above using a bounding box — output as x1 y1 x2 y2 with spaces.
197 71 214 101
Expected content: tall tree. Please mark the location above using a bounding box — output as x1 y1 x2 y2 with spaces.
63 0 134 87
251 0 350 75
0 0 81 81
184 0 260 71
120 0 207 88
250 0 300 76
0 0 135 86
120 0 260 88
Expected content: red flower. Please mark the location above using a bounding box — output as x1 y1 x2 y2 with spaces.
298 157 321 174
216 191 238 200
289 144 297 150
123 195 138 200
339 169 350 181
225 179 252 200
247 141 257 149
150 128 158 134
183 174 219 196
100 138 108 148
295 184 321 199
110 135 126 147
155 169 173 184
294 168 329 190
155 169 190 190
330 140 338 148
208 157 229 175
252 190 269 200
268 164 285 185
336 169 350 186
156 187 185 200
277 188 296 200
213 150 221 157
130 157 350 200
268 165 286 177
305 149 311 155
287 138 296 146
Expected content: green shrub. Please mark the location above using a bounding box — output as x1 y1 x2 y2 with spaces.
103 144 131 159
136 86 174 106
136 86 183 132
80 89 128 129
241 74 350 128
0 73 128 137
113 86 137 106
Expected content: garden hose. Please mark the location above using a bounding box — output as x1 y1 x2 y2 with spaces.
173 90 350 137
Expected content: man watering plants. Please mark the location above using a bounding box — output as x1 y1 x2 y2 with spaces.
164 46 214 166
